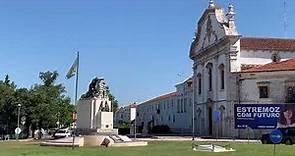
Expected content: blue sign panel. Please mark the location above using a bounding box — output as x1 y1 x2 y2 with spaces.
235 104 295 129
270 129 283 144
234 104 281 129
213 110 221 122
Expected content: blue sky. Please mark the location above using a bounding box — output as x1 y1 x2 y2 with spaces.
0 0 294 106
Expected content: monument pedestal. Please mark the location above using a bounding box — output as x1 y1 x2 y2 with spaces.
77 98 118 135
77 98 112 129
97 112 113 130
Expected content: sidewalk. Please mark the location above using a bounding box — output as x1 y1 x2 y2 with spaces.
0 138 35 142
137 136 260 143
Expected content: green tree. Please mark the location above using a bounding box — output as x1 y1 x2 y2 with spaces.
0 72 74 138
29 71 74 136
14 88 34 137
106 88 118 112
0 75 17 135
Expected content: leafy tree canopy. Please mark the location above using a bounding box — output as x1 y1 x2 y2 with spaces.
0 72 74 138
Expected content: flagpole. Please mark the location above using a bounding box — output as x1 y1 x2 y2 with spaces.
72 52 79 150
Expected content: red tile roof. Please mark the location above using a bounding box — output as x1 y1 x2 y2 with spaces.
241 64 263 71
141 92 176 105
241 59 295 73
128 104 137 108
241 37 295 51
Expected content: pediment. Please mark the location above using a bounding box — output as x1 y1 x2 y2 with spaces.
190 6 238 59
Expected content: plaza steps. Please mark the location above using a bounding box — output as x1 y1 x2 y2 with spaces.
40 137 84 147
40 135 148 147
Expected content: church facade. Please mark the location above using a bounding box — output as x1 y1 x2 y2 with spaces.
132 0 295 138
190 0 295 138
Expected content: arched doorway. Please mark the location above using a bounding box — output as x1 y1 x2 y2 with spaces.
148 116 154 134
219 105 225 137
196 108 202 136
207 99 213 136
208 107 213 135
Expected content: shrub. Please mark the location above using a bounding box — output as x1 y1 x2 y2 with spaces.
151 125 170 134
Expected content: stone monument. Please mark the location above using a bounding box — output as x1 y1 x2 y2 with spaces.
77 77 117 134
40 77 148 147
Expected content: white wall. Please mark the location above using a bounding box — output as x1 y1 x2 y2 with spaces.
240 50 295 65
137 80 193 134
114 106 130 125
240 71 295 104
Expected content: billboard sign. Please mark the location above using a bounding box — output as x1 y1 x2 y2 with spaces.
234 104 295 129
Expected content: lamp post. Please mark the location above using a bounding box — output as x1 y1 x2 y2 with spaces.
17 103 21 140
130 103 137 140
192 75 195 141
56 112 60 129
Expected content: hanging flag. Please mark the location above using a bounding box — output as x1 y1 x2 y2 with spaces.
66 57 78 79
130 107 137 122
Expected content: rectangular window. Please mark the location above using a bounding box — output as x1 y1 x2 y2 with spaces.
184 99 187 113
177 99 180 113
209 68 212 91
221 69 225 89
259 86 269 98
198 77 202 94
181 99 183 113
286 86 295 103
173 115 176 123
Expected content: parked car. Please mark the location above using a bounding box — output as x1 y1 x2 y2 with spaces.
53 128 72 139
261 133 273 144
261 127 295 145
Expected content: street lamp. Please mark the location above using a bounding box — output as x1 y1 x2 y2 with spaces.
56 112 60 129
17 103 21 140
192 76 195 141
130 102 137 140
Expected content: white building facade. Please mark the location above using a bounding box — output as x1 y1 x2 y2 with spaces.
114 104 136 125
137 78 193 134
190 1 295 138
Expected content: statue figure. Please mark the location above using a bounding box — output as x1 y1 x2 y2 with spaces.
98 101 110 112
99 102 104 111
81 77 108 99
102 101 110 112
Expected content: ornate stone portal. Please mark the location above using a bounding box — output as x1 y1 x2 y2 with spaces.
77 77 116 133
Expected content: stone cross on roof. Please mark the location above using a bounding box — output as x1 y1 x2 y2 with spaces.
226 4 235 21
208 0 215 9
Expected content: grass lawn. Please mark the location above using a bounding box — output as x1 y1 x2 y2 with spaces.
0 141 294 156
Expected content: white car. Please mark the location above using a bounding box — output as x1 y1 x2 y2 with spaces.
53 128 72 139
